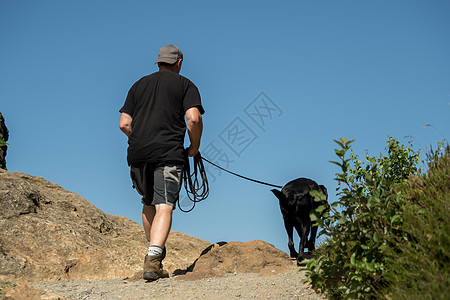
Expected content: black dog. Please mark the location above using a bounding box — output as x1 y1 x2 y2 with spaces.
271 178 328 265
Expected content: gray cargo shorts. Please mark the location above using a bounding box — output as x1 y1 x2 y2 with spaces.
130 162 183 207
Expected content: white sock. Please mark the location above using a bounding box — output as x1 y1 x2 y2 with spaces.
147 245 163 256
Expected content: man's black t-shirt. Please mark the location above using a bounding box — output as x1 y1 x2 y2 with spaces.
120 71 204 166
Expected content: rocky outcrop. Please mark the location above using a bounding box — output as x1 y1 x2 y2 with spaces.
176 241 294 281
0 169 210 284
0 113 8 170
0 169 297 300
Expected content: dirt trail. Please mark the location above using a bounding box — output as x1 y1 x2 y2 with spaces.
32 267 325 299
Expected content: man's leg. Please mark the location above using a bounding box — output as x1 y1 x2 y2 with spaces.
142 204 156 242
149 204 174 247
143 165 180 281
142 204 174 281
142 203 174 247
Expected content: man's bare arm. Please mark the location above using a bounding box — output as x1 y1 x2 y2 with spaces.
186 107 203 157
119 112 132 137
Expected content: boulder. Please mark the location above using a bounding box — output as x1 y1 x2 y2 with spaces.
176 240 294 281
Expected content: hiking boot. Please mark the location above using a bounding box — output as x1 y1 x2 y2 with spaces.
143 248 169 281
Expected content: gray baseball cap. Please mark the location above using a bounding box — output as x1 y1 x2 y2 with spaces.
155 44 183 64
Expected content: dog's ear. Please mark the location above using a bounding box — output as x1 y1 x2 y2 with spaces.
271 189 287 204
271 189 281 196
319 185 328 199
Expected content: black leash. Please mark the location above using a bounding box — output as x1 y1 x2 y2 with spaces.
180 151 283 213
201 157 283 189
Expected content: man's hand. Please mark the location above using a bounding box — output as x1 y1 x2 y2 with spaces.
186 107 202 157
186 145 198 157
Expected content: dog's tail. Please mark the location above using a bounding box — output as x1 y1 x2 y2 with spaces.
271 189 288 205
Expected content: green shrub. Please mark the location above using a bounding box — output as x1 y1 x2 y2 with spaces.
385 143 449 299
306 138 449 299
306 137 421 299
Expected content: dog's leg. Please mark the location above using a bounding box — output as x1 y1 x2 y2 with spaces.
307 224 318 253
283 219 298 258
294 221 310 265
272 189 298 259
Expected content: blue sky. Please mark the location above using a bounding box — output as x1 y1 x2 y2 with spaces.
1 0 449 253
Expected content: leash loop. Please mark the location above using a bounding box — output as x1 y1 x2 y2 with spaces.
180 151 209 212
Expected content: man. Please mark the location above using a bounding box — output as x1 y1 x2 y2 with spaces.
0 112 8 170
119 44 204 281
